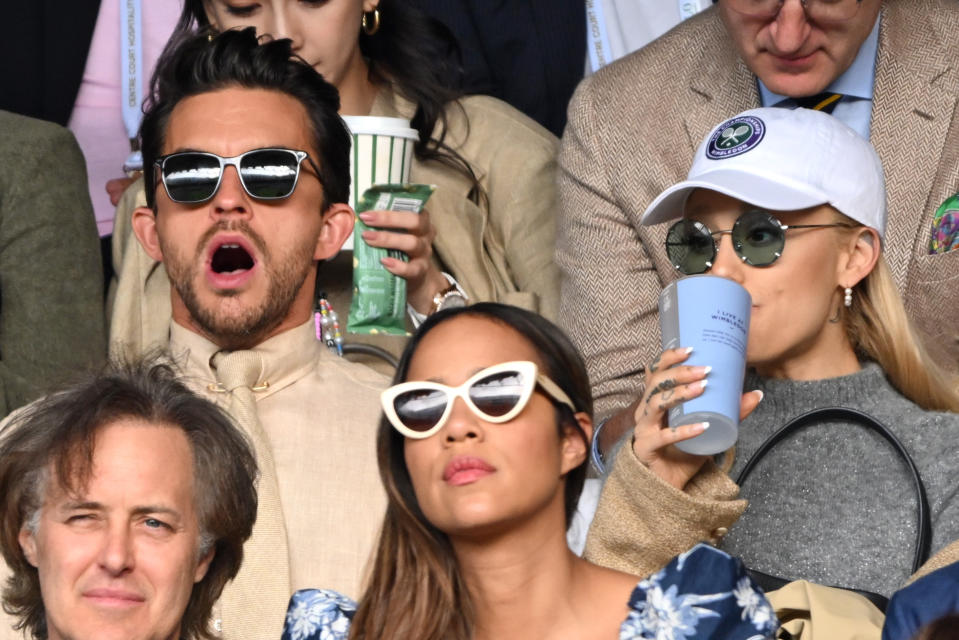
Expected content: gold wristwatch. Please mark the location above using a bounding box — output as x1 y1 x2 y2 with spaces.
430 283 468 314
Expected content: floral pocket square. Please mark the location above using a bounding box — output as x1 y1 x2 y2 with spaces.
930 193 959 254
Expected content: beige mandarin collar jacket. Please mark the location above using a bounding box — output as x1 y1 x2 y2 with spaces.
170 320 388 636
170 319 325 400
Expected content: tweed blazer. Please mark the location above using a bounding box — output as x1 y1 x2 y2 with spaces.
0 111 105 418
109 89 559 361
557 0 959 417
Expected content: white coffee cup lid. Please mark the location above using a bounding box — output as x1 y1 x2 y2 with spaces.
342 116 419 141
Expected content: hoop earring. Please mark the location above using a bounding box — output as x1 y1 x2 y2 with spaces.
362 9 381 35
844 287 853 308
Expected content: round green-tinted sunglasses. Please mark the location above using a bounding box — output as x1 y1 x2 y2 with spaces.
665 209 855 275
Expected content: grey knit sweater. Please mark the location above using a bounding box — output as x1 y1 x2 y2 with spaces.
720 363 959 597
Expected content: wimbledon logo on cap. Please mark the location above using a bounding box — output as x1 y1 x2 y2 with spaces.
706 115 766 160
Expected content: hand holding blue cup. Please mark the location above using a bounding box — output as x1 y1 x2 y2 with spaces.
659 275 752 455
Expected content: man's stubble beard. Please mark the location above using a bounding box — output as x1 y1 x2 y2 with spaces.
162 221 316 350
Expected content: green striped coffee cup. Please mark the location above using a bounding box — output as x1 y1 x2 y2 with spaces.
340 116 419 250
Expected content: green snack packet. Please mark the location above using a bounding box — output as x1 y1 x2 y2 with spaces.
348 183 436 336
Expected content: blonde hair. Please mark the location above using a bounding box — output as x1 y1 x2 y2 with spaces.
845 256 959 412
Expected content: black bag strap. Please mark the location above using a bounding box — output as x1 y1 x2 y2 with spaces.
736 406 932 575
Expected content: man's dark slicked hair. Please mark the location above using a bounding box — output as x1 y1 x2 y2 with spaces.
140 27 351 211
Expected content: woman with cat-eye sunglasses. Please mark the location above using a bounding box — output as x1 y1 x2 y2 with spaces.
282 303 777 640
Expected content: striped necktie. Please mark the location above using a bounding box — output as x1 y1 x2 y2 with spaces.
793 92 843 114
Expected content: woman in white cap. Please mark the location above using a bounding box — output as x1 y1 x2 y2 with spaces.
586 107 959 602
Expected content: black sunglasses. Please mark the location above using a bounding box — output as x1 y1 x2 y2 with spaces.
665 209 855 275
154 148 321 204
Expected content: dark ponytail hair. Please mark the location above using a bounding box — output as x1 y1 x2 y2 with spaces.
177 0 484 204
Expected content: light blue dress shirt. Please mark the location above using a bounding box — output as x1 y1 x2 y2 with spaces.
758 15 880 140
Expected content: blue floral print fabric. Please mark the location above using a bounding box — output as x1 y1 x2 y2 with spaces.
620 543 778 639
282 544 777 640
283 589 355 640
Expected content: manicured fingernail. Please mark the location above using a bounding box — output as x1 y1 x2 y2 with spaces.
753 390 764 402
701 366 712 376
698 379 708 390
358 212 374 221
683 347 694 354
687 421 709 433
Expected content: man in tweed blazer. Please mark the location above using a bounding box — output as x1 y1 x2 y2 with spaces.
557 0 959 439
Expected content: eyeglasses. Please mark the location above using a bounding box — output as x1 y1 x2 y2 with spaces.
724 0 864 22
381 361 576 439
665 209 854 275
154 148 321 204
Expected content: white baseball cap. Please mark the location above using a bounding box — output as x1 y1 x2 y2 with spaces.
640 107 887 239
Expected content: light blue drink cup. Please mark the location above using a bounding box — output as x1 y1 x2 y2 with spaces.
658 275 751 455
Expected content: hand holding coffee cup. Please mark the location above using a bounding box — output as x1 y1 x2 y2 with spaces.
657 275 758 455
341 115 419 249
630 346 713 490
343 116 448 314
631 346 763 489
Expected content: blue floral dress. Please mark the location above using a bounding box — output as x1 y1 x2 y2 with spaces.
282 544 778 640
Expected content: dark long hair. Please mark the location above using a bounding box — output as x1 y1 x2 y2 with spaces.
915 614 959 640
349 303 593 640
176 0 483 203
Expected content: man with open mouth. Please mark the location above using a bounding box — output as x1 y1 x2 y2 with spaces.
100 28 389 638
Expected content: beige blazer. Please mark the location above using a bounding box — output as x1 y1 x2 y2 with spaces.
110 89 560 360
557 0 959 417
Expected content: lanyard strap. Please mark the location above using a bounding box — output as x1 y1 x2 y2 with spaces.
121 0 144 171
586 1 711 73
678 0 708 20
585 0 614 74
